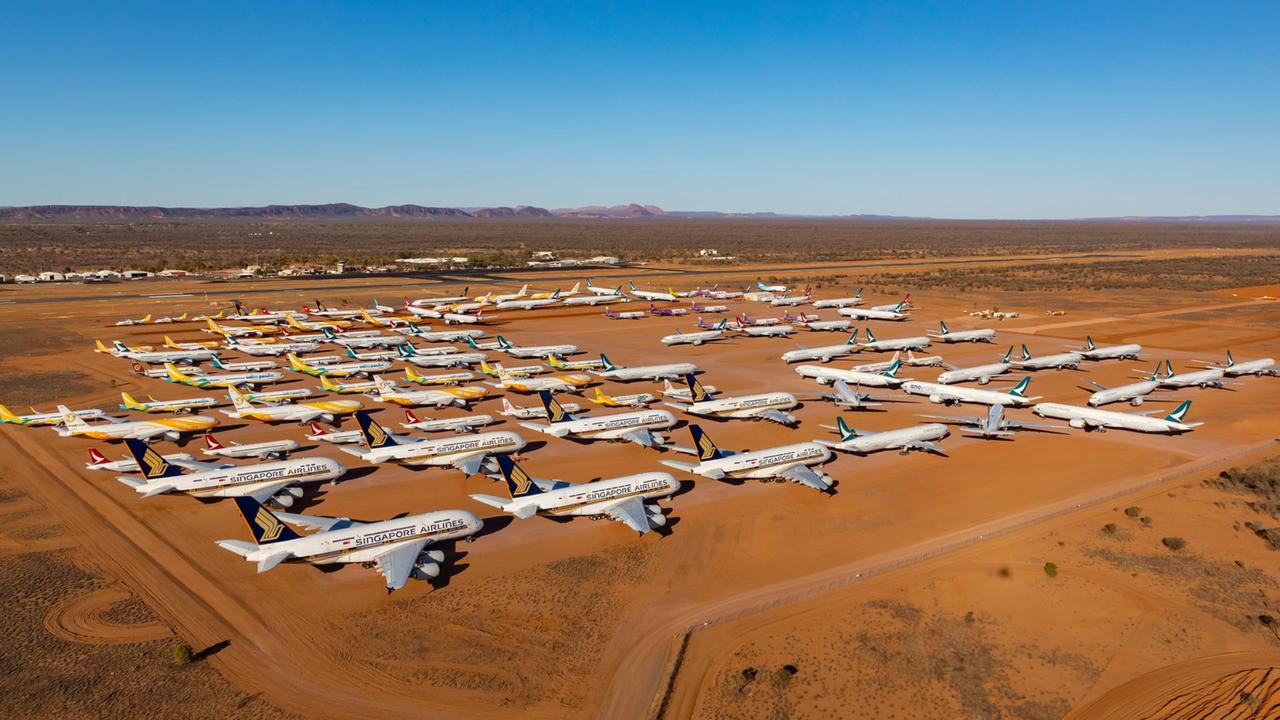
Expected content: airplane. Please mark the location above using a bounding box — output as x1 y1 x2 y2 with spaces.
756 280 788 293
117 439 342 505
285 314 351 333
660 378 717 402
849 352 904 373
317 375 381 394
477 359 546 378
487 284 530 304
243 388 313 403
535 282 581 299
869 294 912 312
788 312 853 332
546 355 604 372
586 279 624 296
463 336 504 351
1154 360 1226 388
1033 399 1201 434
119 391 217 414
403 301 444 319
401 409 496 433
95 339 155 356
395 323 485 343
918 404 1064 439
563 293 628 306
662 320 729 346
817 417 949 455
306 420 364 444
739 323 795 338
471 455 678 535
661 424 833 493
286 353 392 378
223 386 361 424
936 348 1013 385
340 411 525 473
690 301 728 314
628 282 679 302
320 327 408 349
1085 365 1164 407
302 300 366 319
900 376 1040 407
162 335 221 350
402 366 474 386
499 396 585 419
202 432 301 460
496 336 581 358
928 320 995 344
359 309 413 328
769 289 812 307
649 304 689 317
904 351 946 367
441 308 490 325
339 345 399 362
399 344 486 368
114 313 153 326
215 496 481 591
209 356 278 373
732 312 781 328
860 328 930 352
85 446 196 472
838 300 909 322
1206 350 1278 377
591 387 656 407
54 405 216 441
491 368 592 394
165 362 285 389
519 391 675 447
205 318 280 338
368 376 487 408
812 288 864 309
594 353 700 381
811 379 886 410
496 291 562 311
100 340 219 365
795 358 909 388
665 375 798 426
223 335 320 356
1011 344 1082 371
1071 336 1142 361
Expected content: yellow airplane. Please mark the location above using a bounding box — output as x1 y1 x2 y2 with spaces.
54 405 216 441
206 317 280 337
591 387 656 408
404 366 474 386
95 339 154 354
478 359 541 378
224 386 361 423
318 375 378 394
163 335 220 350
494 370 592 394
120 391 217 413
286 313 351 332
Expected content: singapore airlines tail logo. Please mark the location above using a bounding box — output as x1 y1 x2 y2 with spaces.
142 447 170 478
255 506 285 542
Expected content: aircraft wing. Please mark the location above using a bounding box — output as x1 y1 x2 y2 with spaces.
601 497 653 534
777 464 831 492
273 511 359 532
755 409 798 426
373 539 431 591
451 451 490 476
916 413 982 425
241 480 301 504
619 427 661 447
905 441 947 456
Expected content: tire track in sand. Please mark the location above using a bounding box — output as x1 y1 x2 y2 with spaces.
43 585 172 645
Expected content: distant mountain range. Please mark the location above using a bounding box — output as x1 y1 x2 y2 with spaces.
0 203 1276 223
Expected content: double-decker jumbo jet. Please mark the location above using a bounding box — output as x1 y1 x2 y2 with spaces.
1074 336 1142 361
340 411 525 474
55 405 216 441
165 362 285 389
496 336 580 358
223 387 362 424
920 404 1064 439
663 320 729 346
661 425 833 493
838 299 909 321
1011 344 1082 371
119 391 217 414
86 446 196 472
368 376 487 408
216 496 481 591
499 396 585 419
401 409 496 433
901 376 1039 407
286 353 392 378
928 320 995 344
817 417 949 455
936 348 1013 385
471 455 678 535
1155 360 1225 388
518 392 675 447
1034 399 1201 434
795 358 909 388
860 328 931 352
628 282 678 302
666 375 798 426
812 288 864 309
593 354 700 381
117 439 343 505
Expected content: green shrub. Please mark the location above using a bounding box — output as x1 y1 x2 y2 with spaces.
172 643 194 666
1124 506 1141 517
1161 537 1187 551
1102 523 1118 535
1043 562 1059 578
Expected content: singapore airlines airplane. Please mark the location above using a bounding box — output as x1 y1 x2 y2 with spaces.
55 405 216 441
341 411 525 473
900 376 1039 407
928 320 996 344
1033 399 1201 434
660 425 833 493
518 392 675 447
665 375 798 426
216 496 481 591
470 455 679 535
116 439 343 505
817 417 949 455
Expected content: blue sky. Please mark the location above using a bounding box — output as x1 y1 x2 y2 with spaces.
2 1 1277 217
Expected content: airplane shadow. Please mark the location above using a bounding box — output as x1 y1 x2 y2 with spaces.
653 514 681 537
669 479 698 499
475 515 514 538
519 440 550 454
338 466 380 482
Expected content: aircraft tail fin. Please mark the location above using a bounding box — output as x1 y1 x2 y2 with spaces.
354 410 398 448
124 438 183 479
120 392 144 411
1164 400 1192 424
0 404 19 424
232 496 302 546
689 424 725 462
94 339 112 353
1021 344 1032 361
883 358 902 378
204 433 224 451
600 353 617 372
495 455 543 498
88 448 110 465
227 386 254 412
538 391 570 423
686 374 711 402
1009 376 1031 397
939 320 949 335
1225 350 1235 368
836 416 856 442
1085 336 1096 351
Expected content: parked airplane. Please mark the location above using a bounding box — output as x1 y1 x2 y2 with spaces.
224 335 320 356
649 304 689 317
491 368 592 394
900 376 1039 407
215 496 481 591
756 280 787 293
662 320 729 346
1085 365 1163 406
795 358 909 388
341 411 524 472
496 291 561 311
904 351 946 367
928 320 995 344
817 417 949 455
936 348 1013 385
209 356 278 373
594 354 700 381
1209 350 1277 377
769 289 812 307
472 455 678 535
100 340 218 365
811 379 886 410
442 308 490 325
1012 344 1082 371
499 396 585 419
119 391 216 414
370 376 486 408
1155 360 1225 389
395 323 485 343
477 359 545 378
317 375 381 394
286 353 392 378
165 362 285 389
812 288 864 309
402 366 474 386
54 405 214 441
732 312 781 327
401 409 496 433
666 375 798 426
115 314 152 326
563 293 627 306
497 336 580 358
202 432 301 460
838 300 909 321
519 392 674 447
740 323 795 338
85 446 196 472
306 421 364 444
788 312 853 332
660 378 717 402
605 307 646 320
869 294 912 312
162 335 221 350
690 301 728 314
592 387 656 407
1034 399 1201 434
223 387 361 424
545 355 604 372
244 388 313 403
206 318 280 338
586 280 623 296
661 425 833 493
1074 336 1142 361
628 282 678 302
919 404 1064 439
399 344 486 369
118 439 341 505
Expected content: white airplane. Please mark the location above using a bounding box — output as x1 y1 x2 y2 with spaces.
477 359 546 378
487 284 530 304
499 396 585 419
795 358 909 388
164 362 285 389
319 327 408 349
690 301 728 314
1155 360 1225 388
918 404 1064 439
563 293 627 306
286 353 392 378
900 376 1039 407
545 355 604 372
216 496 481 591
1033 399 1201 434
339 345 399 361
399 344 487 368
222 387 362 424
1074 336 1141 361
396 323 485 343
405 291 472 307
586 279 623 296
471 455 678 535
100 340 219 365
54 405 216 441
769 289 812 307
756 280 788 293
812 288 864 309
859 328 930 352
224 336 320 356
811 379 887 410
928 320 995 344
1085 365 1164 407
649 303 689 317
661 425 833 493
628 282 678 302
849 352 903 373
662 320 729 346
496 291 562 311
731 312 781 328
817 417 949 455
936 348 1013 385
368 376 485 409
491 368 592 394
117 439 340 505
243 388 313 403
740 323 795 338
869 294 912 312
340 411 525 473
594 354 700 381
404 302 444 319
118 391 217 414
202 432 301 460
306 420 364 444
904 350 946 367
85 446 195 472
780 333 861 363
1207 350 1277 377
402 366 474 386
1011 344 1082 371
442 309 490 325
838 300 909 322
496 336 580 358
209 356 278 373
400 408 496 433
519 392 674 447
665 375 797 426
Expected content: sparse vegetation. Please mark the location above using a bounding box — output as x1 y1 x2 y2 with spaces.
997 566 1012 578
1102 523 1118 535
1161 537 1187 551
1124 506 1142 518
172 642 194 666
1043 562 1059 578
773 664 798 685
